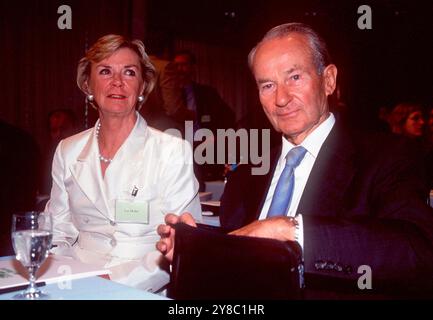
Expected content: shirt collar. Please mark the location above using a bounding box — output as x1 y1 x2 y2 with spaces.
280 112 335 163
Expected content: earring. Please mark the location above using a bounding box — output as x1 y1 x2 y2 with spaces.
138 95 144 102
84 97 89 129
85 94 97 127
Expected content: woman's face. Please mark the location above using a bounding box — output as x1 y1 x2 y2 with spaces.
87 47 144 116
403 111 425 137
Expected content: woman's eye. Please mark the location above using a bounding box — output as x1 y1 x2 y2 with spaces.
99 68 110 75
125 69 136 76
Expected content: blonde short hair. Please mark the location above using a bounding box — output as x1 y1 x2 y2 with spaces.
76 34 156 107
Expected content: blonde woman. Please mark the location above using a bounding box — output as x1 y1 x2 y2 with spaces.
45 34 201 292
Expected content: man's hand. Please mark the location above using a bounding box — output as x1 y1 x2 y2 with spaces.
156 212 197 262
229 216 297 242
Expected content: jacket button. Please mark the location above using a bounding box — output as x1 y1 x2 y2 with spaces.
334 263 343 272
110 239 117 247
314 260 326 270
324 261 334 270
344 265 353 274
110 220 116 226
83 217 89 223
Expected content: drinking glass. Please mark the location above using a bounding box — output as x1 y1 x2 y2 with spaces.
11 211 53 299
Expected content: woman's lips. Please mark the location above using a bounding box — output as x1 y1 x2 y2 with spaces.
107 94 127 99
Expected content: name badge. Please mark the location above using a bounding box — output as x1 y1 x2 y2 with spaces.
115 199 149 224
201 114 211 123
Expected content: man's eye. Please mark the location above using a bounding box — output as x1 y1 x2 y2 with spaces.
291 74 300 81
99 68 110 75
261 83 273 91
125 69 136 76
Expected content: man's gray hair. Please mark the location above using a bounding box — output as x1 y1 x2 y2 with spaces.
248 22 331 75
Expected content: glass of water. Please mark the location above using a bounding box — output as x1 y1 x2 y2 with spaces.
11 211 53 299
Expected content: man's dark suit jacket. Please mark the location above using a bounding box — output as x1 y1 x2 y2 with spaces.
220 120 433 297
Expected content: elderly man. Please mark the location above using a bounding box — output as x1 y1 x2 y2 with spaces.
157 23 433 297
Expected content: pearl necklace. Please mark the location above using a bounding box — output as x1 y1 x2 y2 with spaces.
95 122 113 163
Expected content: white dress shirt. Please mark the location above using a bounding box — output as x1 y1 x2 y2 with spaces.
259 113 336 249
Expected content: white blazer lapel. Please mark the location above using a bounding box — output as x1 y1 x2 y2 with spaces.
70 125 111 219
105 114 149 191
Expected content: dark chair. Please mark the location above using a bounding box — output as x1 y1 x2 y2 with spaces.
168 223 303 300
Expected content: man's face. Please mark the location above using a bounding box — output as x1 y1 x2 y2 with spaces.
252 34 337 144
174 54 194 85
49 113 74 142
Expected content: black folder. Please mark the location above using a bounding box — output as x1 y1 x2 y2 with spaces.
169 223 303 300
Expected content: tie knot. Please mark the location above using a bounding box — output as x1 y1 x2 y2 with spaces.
285 146 307 168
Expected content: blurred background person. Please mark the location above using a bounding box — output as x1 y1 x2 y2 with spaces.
427 107 433 145
0 119 39 256
425 106 433 190
375 105 392 133
388 102 425 139
159 50 237 190
48 108 78 145
39 108 78 196
388 102 431 192
163 50 236 132
140 32 185 133
45 34 201 292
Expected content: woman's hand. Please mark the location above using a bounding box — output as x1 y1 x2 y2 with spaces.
156 212 197 262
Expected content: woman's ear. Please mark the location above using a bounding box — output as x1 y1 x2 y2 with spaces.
323 64 338 96
83 79 91 95
140 82 146 96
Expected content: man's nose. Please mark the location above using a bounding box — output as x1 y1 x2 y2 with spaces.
275 86 292 107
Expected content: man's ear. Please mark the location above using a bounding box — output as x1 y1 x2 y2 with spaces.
323 64 337 96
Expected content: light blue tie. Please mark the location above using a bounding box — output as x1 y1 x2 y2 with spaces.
267 146 307 218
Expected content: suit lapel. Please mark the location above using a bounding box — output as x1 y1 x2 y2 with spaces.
70 123 111 219
243 144 281 224
103 115 149 199
298 121 358 217
243 121 358 221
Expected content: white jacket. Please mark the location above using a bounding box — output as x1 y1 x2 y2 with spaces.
45 113 201 292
